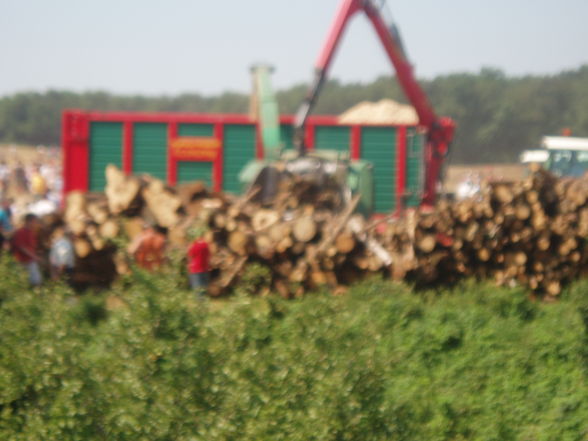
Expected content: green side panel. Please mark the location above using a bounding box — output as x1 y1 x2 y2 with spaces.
133 123 167 180
89 122 123 192
223 124 256 193
348 161 374 216
279 124 294 151
178 123 214 137
405 128 425 207
360 127 397 213
177 161 213 187
315 126 350 153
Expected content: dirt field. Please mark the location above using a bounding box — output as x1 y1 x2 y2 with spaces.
0 144 59 166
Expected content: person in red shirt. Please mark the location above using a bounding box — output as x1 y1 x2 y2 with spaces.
127 223 166 271
187 229 210 298
11 213 43 286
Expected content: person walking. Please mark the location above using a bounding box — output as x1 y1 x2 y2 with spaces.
11 214 43 286
187 229 210 299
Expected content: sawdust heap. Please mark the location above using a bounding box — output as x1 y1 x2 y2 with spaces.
338 99 418 125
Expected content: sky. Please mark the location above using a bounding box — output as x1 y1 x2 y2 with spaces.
1 0 587 97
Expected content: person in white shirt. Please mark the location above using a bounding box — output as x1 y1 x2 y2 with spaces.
49 227 75 281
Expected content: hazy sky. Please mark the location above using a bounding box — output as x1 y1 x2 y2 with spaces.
2 0 587 97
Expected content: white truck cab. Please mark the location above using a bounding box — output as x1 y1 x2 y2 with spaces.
540 136 588 177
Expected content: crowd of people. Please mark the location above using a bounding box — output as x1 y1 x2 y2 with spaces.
0 146 211 297
1 205 211 297
0 153 63 219
1 212 75 287
2 213 211 297
0 148 65 286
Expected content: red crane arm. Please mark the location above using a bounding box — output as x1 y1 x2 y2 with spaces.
293 0 455 205
362 1 436 127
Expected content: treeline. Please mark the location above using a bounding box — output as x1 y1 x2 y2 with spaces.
1 65 588 163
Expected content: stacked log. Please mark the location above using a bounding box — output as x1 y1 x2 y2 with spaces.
53 164 588 299
60 191 116 286
203 179 379 298
382 167 588 299
56 166 393 297
58 166 225 287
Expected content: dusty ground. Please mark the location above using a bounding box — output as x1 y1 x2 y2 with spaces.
0 144 59 166
444 163 527 194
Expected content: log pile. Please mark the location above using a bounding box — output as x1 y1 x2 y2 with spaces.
58 165 223 286
56 165 395 295
385 167 588 299
53 164 588 299
186 172 398 297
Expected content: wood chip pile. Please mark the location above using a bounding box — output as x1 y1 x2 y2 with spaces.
338 99 418 125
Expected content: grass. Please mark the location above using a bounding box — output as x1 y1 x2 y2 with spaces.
0 259 587 440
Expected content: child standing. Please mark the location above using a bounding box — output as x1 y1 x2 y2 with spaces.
49 226 75 282
187 229 210 298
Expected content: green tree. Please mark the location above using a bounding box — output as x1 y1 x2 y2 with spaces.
1 65 588 164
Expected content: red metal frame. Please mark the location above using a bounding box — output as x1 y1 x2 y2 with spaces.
294 0 455 206
122 121 133 175
255 121 264 160
213 123 224 193
62 111 90 194
305 124 316 151
74 111 254 125
62 110 419 214
350 125 361 160
167 122 179 186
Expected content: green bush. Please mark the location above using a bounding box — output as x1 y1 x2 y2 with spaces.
0 261 587 440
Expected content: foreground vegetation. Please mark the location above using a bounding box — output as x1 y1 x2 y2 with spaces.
1 257 588 440
2 66 588 163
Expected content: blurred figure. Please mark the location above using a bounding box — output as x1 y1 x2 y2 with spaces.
49 226 75 281
456 173 481 200
127 223 166 271
48 165 64 207
12 162 28 195
0 161 9 197
40 159 57 186
0 198 12 252
28 197 58 217
187 228 210 299
11 214 43 286
30 165 47 197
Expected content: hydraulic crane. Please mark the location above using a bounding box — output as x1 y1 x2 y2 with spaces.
293 0 455 206
241 0 455 211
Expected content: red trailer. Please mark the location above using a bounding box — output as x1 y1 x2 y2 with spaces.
62 110 427 213
62 0 454 214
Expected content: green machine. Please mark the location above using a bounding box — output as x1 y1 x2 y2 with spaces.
239 65 374 215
